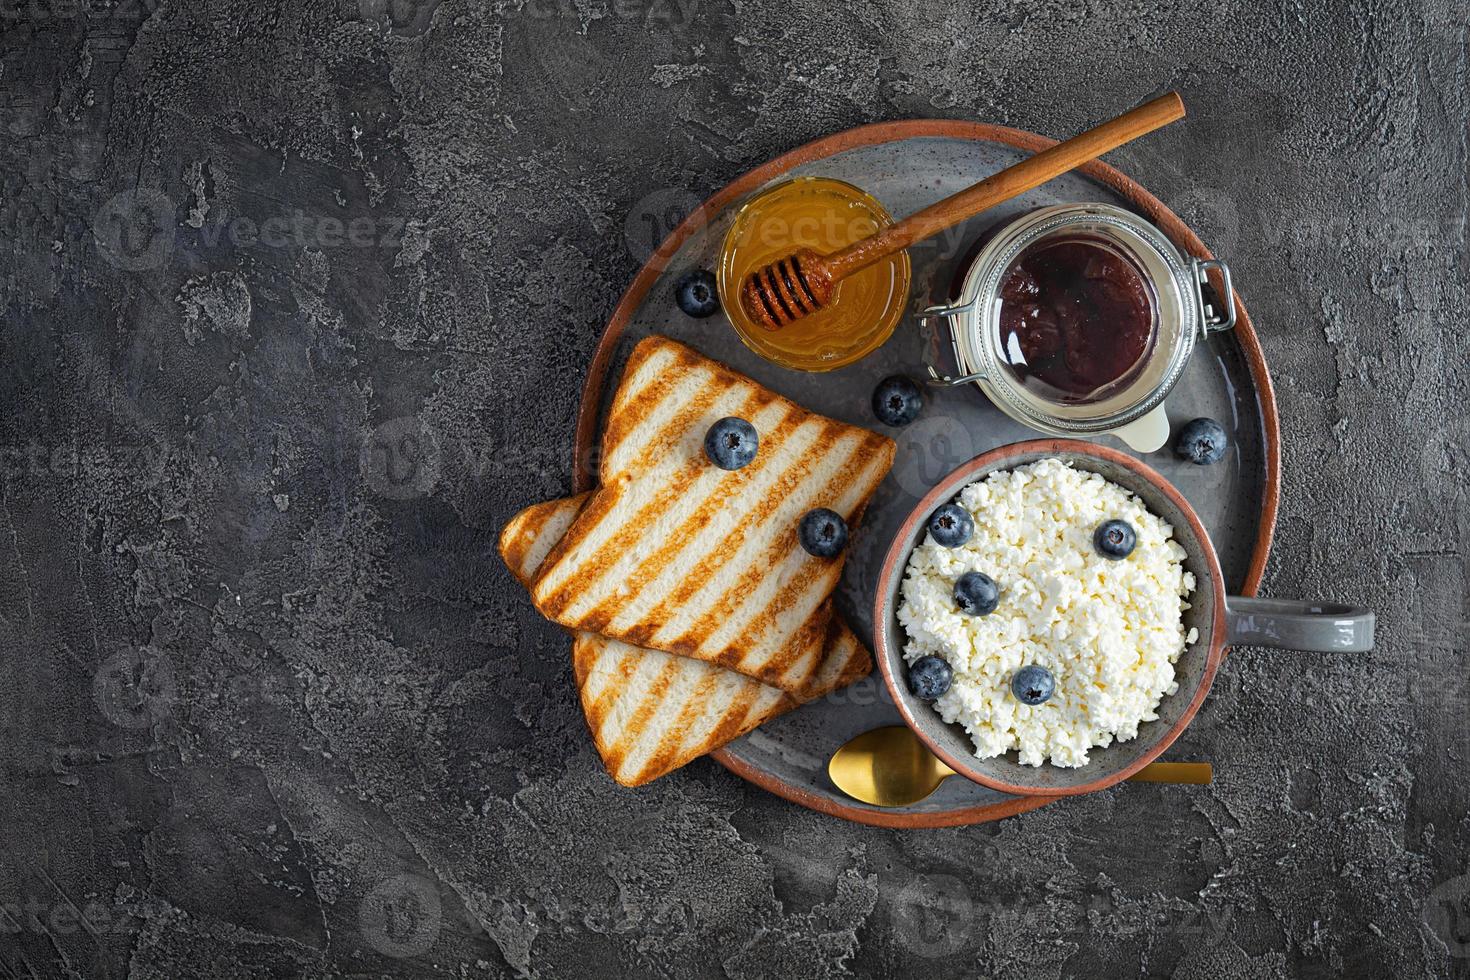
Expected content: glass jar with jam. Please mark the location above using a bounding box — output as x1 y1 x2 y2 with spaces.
719 176 911 372
920 203 1235 451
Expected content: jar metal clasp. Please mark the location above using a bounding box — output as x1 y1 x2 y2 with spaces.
918 301 986 387
1192 258 1237 336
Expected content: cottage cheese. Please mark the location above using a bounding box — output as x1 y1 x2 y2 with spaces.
898 458 1198 768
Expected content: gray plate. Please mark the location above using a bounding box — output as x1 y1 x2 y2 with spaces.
580 125 1278 826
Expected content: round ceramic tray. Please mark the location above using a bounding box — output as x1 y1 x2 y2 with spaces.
574 121 1280 828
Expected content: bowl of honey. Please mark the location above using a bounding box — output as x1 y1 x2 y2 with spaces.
718 176 911 372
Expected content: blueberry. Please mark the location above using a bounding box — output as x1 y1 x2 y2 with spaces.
908 655 953 701
674 269 720 318
953 571 999 616
1174 417 1228 465
1093 519 1136 560
871 374 923 427
799 508 849 558
1011 665 1055 705
928 503 974 548
704 417 758 470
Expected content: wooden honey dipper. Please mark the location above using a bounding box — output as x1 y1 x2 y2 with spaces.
738 92 1187 331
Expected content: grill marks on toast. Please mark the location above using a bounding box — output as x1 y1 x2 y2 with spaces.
498 493 873 787
603 412 835 684
597 399 806 643
573 636 627 734
601 358 716 485
540 354 732 614
637 418 835 642
534 387 770 625
498 497 582 582
599 341 684 471
528 336 896 694
613 651 725 780
574 635 785 786
600 341 723 483
655 427 882 684
602 650 683 768
664 428 893 681
810 616 872 698
634 666 758 781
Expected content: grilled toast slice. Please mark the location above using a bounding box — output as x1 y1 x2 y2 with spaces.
500 495 871 786
529 336 895 694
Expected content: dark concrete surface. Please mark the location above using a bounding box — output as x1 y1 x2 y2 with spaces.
0 1 1466 977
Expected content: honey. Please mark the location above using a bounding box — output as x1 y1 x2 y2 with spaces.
718 177 910 372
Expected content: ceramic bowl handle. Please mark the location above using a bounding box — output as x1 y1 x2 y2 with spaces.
1224 596 1375 653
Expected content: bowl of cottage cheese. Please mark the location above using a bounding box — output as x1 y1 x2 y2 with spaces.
873 440 1229 797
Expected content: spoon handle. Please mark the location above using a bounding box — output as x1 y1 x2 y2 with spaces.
935 759 1211 786
1128 762 1213 785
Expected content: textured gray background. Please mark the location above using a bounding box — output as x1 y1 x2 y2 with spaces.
0 0 1467 977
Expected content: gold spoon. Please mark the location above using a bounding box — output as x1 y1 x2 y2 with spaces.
828 725 1213 807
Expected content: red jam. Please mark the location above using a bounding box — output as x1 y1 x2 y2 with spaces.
998 238 1154 400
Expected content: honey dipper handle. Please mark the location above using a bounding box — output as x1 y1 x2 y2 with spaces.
826 92 1187 282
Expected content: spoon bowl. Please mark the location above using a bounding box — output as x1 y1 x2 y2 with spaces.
827 725 956 807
